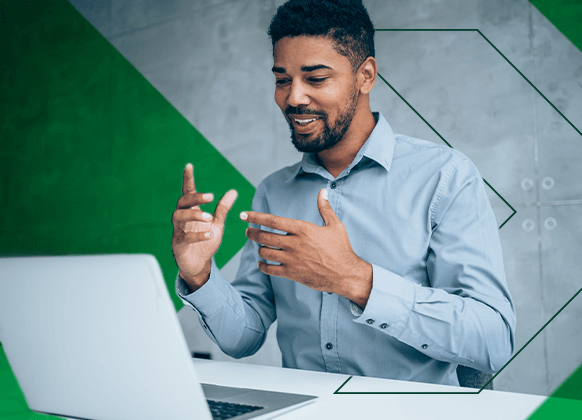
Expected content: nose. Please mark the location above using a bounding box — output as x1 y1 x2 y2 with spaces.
287 80 310 108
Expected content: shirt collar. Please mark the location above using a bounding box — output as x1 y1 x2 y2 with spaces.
285 112 396 182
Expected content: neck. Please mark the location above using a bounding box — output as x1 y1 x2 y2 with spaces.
317 103 376 179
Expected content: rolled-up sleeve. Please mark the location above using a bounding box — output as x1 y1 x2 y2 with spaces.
354 158 516 374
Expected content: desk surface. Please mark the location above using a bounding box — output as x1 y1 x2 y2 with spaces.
193 359 546 420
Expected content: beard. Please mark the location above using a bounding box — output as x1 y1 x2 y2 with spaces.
286 83 359 154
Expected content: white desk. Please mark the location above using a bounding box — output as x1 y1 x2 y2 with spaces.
193 359 546 420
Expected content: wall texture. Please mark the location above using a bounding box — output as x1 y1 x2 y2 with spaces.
2 0 581 399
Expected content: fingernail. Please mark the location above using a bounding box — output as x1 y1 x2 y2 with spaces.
240 212 248 220
205 232 213 238
185 163 192 169
202 212 212 221
322 188 328 201
203 193 213 201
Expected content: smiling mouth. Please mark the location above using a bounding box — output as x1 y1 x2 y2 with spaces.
288 114 324 130
293 117 320 126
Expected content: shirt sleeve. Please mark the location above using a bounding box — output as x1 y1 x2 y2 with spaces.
353 157 516 374
176 184 277 359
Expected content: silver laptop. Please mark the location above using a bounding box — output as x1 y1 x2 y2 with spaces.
0 254 316 420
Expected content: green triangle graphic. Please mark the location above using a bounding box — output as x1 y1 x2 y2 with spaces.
528 362 582 419
1 0 254 417
552 362 582 402
530 0 582 53
0 0 254 302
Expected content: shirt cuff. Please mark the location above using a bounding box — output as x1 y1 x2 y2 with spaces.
350 300 364 316
176 272 194 297
353 263 416 334
175 259 229 318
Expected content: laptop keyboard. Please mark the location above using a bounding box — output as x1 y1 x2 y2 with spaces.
207 399 263 419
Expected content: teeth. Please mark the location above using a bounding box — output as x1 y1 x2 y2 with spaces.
294 117 318 125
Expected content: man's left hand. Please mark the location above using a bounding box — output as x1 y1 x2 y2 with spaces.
241 188 372 308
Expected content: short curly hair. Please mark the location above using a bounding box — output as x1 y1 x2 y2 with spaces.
268 0 375 73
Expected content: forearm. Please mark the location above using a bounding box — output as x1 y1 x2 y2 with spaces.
177 259 273 358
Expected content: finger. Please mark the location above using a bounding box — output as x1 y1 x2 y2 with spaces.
213 190 238 227
258 246 286 263
246 227 289 249
257 261 286 278
182 163 197 196
317 188 338 226
177 192 214 209
172 208 213 224
181 231 214 243
240 211 301 234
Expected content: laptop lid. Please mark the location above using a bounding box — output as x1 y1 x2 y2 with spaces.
0 254 213 420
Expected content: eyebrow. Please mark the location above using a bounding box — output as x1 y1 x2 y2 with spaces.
271 64 332 73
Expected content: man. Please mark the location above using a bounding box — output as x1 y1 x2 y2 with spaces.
172 0 515 386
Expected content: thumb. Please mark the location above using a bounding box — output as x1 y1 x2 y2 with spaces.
317 188 337 226
213 189 238 227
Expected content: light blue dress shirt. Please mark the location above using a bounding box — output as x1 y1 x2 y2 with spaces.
177 112 516 386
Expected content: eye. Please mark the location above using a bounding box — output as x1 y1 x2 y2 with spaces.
275 78 291 86
308 77 327 84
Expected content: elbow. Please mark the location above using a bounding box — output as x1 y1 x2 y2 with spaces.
222 342 260 359
484 318 515 374
219 328 267 359
487 345 512 374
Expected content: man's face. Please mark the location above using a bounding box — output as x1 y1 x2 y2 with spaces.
272 36 359 153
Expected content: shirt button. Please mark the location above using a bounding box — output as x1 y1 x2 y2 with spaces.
379 323 388 329
422 344 428 349
327 292 332 295
330 182 337 189
366 319 374 325
326 343 333 350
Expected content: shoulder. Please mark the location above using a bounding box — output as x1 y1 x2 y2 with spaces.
391 133 484 218
392 133 479 179
393 133 467 164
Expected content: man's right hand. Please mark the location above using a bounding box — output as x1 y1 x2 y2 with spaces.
171 163 238 291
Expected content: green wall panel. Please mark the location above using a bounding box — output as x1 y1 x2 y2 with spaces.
0 0 254 310
1 0 255 417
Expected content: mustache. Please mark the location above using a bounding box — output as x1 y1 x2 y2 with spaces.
285 107 327 118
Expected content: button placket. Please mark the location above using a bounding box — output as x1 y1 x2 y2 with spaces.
326 179 342 221
320 292 341 373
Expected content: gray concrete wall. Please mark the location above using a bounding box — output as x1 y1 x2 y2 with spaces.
70 0 582 396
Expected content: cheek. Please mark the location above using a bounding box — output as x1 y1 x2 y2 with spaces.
318 88 345 117
274 89 287 112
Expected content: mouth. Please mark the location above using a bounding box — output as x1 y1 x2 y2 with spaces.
287 114 323 133
292 116 320 126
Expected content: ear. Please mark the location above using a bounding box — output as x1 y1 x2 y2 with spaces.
358 56 377 95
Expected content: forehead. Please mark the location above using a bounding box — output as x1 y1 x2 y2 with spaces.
273 35 351 71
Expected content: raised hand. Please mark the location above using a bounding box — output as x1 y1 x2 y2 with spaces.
242 188 372 308
172 163 237 291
